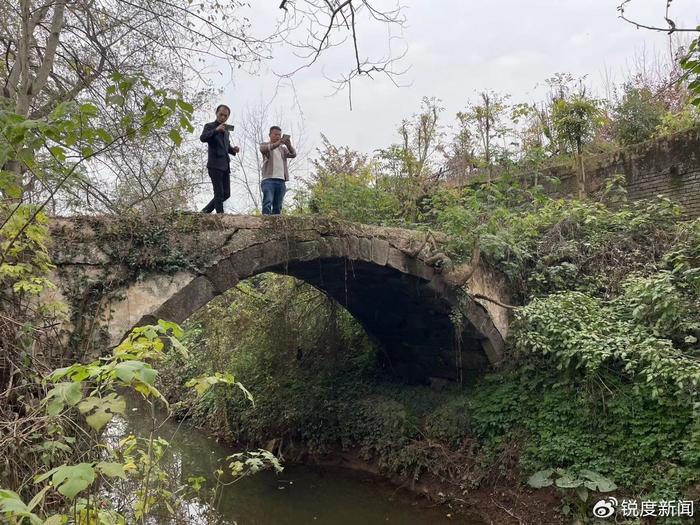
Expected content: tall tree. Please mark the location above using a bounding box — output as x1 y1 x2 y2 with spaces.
1 1 406 118
551 95 602 197
0 0 406 208
312 134 369 182
376 96 444 220
612 84 667 146
458 91 510 182
617 0 700 103
443 111 476 181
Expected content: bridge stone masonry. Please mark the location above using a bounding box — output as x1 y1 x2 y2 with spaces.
47 214 512 383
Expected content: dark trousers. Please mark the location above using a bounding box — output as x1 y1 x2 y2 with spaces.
202 168 231 214
261 178 286 215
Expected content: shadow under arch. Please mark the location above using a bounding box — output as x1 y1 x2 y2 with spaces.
134 235 506 383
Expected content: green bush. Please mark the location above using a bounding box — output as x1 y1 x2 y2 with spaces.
156 189 700 512
613 84 666 146
301 169 403 225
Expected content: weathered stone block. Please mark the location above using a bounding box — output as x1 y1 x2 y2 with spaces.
228 244 265 278
153 275 217 324
106 272 196 345
405 257 433 281
258 240 294 269
204 257 240 293
386 248 408 273
481 339 504 367
345 236 360 260
316 238 334 258
295 240 320 262
326 237 346 258
370 238 390 266
220 229 259 257
358 237 372 262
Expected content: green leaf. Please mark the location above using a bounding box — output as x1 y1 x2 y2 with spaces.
106 94 125 106
142 326 158 341
48 146 66 161
186 373 241 398
78 393 126 416
168 128 182 146
86 409 114 431
34 467 61 484
579 470 616 492
157 319 184 338
595 478 616 492
169 336 189 358
96 128 113 143
554 473 581 489
49 103 70 119
27 485 51 511
18 147 35 165
96 462 127 479
45 382 83 416
34 440 72 454
235 381 255 406
187 476 206 492
133 381 167 402
575 486 588 502
51 463 96 500
527 469 554 488
177 100 194 113
0 489 31 514
5 182 23 199
79 103 99 117
0 170 24 198
114 360 157 385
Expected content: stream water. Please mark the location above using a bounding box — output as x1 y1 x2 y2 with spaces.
105 402 483 525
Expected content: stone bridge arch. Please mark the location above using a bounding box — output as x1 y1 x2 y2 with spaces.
49 215 512 383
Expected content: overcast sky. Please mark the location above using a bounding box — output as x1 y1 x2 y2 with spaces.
194 0 700 211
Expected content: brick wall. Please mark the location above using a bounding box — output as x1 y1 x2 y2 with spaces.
541 127 700 217
449 127 700 217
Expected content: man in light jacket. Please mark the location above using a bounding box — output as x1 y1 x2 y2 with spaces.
259 126 296 215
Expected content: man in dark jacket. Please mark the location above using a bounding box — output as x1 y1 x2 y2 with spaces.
199 104 240 213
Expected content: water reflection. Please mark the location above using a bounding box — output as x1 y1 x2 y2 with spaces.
102 400 480 525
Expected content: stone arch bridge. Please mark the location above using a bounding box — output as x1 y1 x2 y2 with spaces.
48 215 512 383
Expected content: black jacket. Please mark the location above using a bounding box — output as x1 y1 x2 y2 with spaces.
200 121 237 170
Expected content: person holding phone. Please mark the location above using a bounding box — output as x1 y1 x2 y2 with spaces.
199 104 240 213
259 126 296 215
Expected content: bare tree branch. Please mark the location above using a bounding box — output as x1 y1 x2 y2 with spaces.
272 0 407 90
617 0 700 33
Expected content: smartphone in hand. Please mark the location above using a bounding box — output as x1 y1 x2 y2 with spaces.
225 124 235 131
282 134 290 142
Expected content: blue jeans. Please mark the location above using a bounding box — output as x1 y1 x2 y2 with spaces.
261 178 286 215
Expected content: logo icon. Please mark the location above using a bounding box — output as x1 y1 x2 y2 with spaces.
593 497 618 519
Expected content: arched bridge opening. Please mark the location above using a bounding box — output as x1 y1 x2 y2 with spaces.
48 215 511 383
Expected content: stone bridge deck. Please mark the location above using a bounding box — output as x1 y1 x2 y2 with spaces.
48 214 512 383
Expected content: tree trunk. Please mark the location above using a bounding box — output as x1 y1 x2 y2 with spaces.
576 142 586 199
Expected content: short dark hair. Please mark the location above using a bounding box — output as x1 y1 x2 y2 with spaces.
215 104 230 115
269 126 282 134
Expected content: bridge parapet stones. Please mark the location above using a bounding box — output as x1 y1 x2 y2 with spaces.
49 214 511 383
